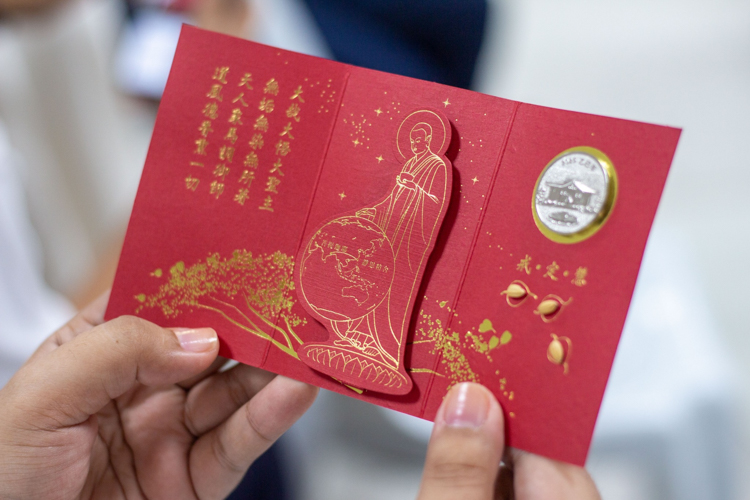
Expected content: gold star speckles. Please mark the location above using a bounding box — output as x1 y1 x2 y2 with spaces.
376 155 384 163
344 114 369 148
443 98 451 107
375 108 383 116
471 176 479 185
339 192 346 200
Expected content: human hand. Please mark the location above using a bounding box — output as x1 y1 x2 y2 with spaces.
0 293 318 500
416 383 600 500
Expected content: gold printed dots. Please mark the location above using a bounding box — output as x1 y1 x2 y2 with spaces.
547 334 572 374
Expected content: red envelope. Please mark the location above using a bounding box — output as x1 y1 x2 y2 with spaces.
106 25 681 465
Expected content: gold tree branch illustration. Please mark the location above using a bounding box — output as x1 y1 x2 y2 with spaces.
192 303 298 358
208 295 299 355
135 250 306 359
242 295 297 352
209 296 264 332
282 315 304 345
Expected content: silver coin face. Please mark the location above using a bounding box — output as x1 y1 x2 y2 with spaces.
534 151 610 236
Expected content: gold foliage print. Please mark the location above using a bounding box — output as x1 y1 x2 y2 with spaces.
135 250 306 358
413 306 512 386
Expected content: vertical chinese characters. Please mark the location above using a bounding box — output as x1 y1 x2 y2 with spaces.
186 66 231 195
183 66 309 211
258 79 306 212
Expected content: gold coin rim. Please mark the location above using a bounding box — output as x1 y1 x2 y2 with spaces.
532 146 618 244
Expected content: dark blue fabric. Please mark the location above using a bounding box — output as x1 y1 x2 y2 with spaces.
302 0 488 89
226 443 289 500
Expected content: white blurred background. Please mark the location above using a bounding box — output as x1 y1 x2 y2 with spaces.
0 0 748 498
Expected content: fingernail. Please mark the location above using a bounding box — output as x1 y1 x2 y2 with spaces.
442 383 490 428
173 328 218 352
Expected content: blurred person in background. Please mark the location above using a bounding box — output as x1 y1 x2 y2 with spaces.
0 0 78 387
0 118 76 386
301 0 487 89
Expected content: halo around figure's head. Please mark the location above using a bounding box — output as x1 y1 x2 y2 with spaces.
396 109 450 159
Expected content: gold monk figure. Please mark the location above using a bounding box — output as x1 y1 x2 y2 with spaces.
297 113 452 394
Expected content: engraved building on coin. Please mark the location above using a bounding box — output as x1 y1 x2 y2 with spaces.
532 147 618 243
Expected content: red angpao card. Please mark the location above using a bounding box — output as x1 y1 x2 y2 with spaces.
106 25 681 465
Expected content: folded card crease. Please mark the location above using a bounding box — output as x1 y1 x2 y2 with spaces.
420 100 521 417
259 70 352 370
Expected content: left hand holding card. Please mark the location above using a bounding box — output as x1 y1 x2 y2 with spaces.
0 294 317 499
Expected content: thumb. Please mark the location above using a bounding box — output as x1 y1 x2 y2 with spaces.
9 315 218 428
417 383 505 500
